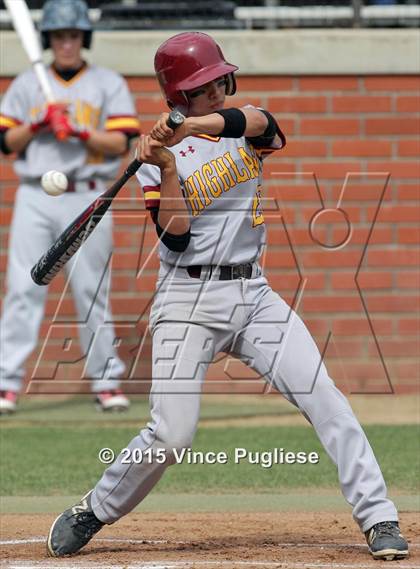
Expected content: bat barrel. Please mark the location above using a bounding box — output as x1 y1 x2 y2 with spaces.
29 161 142 286
30 111 185 286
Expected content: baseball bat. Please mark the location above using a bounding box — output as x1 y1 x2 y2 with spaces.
30 110 185 286
5 0 69 140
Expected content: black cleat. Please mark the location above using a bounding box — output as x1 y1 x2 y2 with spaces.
365 521 408 561
47 491 104 557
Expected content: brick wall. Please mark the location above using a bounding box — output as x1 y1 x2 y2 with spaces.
1 74 419 395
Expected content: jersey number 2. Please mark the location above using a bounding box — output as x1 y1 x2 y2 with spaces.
252 187 264 227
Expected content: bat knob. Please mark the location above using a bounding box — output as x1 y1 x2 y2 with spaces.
167 110 185 130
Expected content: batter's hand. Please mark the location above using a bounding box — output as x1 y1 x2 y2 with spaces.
137 134 175 169
50 111 74 141
30 102 68 134
150 112 189 147
30 103 90 142
50 113 91 142
66 122 91 142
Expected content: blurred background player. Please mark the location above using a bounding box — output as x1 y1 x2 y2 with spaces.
0 0 140 414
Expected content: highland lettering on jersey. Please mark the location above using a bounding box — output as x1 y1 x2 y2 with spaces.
183 147 260 216
138 128 283 267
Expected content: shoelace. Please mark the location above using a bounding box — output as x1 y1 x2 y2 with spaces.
373 522 399 538
70 511 103 539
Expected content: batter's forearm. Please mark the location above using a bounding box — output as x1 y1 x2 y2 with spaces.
158 165 190 235
187 108 268 138
4 124 35 153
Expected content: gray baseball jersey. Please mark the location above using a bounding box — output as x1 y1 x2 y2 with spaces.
0 63 139 395
0 64 139 183
137 131 282 265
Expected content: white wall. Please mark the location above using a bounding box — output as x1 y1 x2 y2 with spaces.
1 29 419 76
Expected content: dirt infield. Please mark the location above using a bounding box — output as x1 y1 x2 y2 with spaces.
1 512 419 568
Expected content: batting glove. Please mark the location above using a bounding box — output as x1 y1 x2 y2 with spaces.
49 114 91 142
68 126 91 142
58 116 91 142
30 102 68 135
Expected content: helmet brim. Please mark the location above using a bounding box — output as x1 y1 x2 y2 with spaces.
176 62 238 91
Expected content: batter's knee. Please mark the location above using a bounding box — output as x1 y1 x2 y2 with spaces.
152 432 195 467
158 430 195 453
142 421 196 455
295 380 352 427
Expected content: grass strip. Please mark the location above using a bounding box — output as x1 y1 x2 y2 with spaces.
1 425 418 495
1 492 419 515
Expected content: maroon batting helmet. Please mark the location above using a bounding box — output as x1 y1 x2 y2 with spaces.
154 32 239 114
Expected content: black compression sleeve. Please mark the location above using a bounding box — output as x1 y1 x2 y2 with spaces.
214 108 247 138
156 222 191 252
246 110 283 148
149 207 159 224
0 130 13 155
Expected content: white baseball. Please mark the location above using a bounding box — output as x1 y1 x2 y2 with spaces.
41 170 68 196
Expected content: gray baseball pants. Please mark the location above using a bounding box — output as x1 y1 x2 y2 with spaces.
92 264 398 533
0 185 125 393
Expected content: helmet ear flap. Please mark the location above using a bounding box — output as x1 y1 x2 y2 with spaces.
41 32 50 50
83 31 92 49
225 73 237 97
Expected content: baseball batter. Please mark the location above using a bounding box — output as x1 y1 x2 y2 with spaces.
47 32 408 561
0 0 140 413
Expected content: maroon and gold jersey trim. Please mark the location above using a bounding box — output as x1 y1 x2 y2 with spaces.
105 115 141 134
194 134 221 142
50 64 88 87
143 185 161 209
254 147 278 159
0 114 21 131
